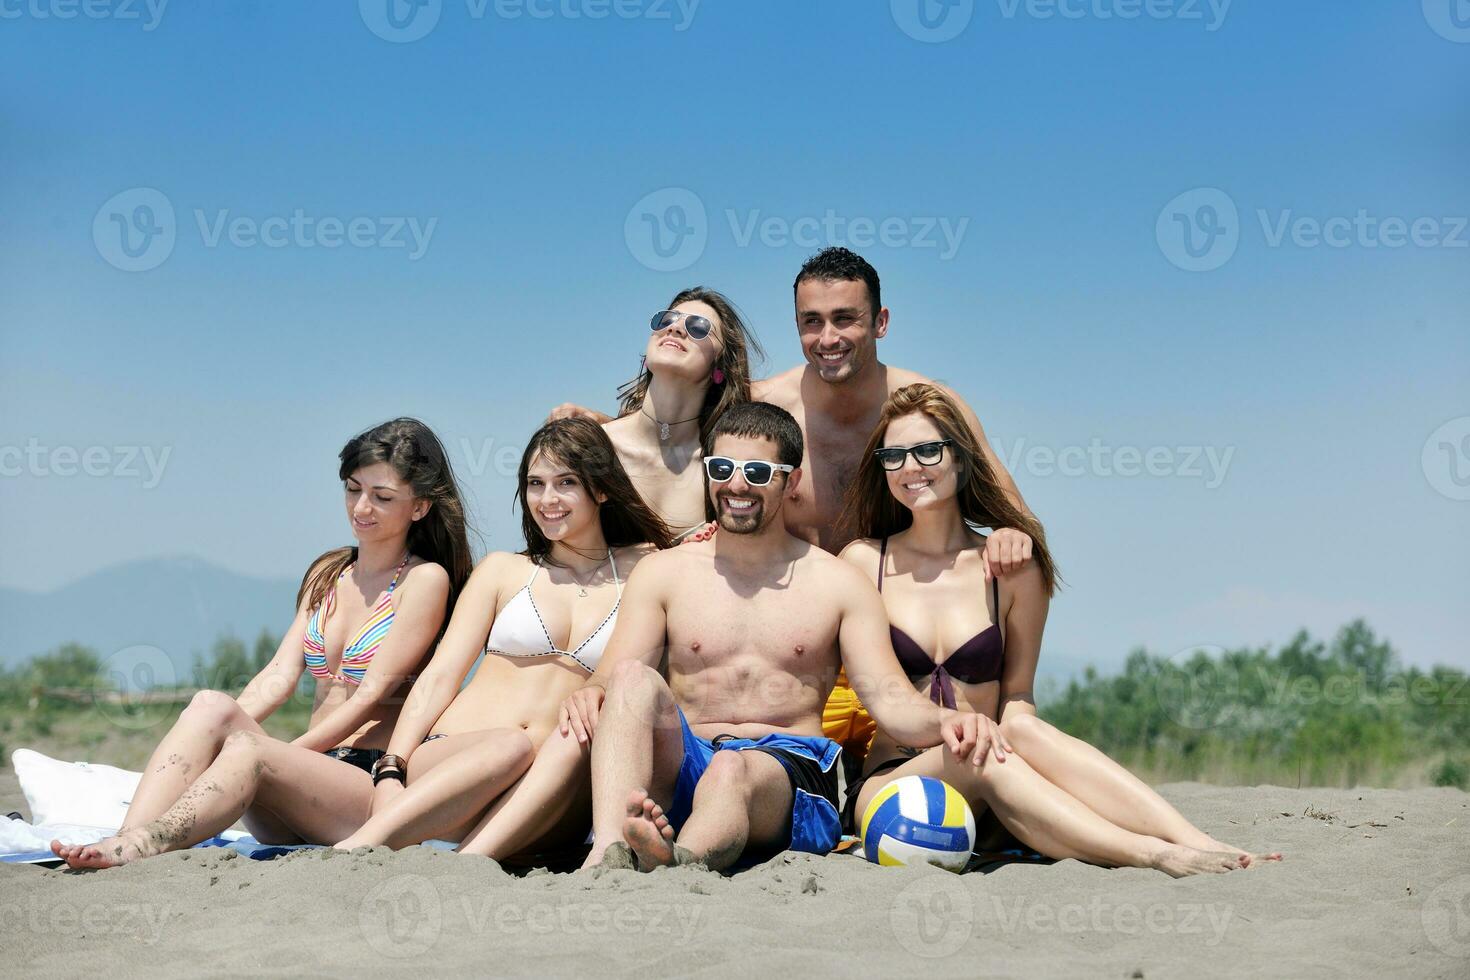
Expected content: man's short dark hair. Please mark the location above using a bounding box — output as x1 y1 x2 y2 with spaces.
793 247 881 320
705 402 804 469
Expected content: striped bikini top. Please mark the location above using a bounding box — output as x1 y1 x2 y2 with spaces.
302 553 410 685
484 551 622 675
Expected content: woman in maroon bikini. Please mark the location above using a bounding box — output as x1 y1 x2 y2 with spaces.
838 384 1279 876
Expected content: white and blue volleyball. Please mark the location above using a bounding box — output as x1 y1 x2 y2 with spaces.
859 775 976 872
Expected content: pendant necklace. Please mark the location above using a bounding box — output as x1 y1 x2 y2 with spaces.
641 404 700 442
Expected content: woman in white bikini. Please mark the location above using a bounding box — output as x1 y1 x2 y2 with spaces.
334 418 672 850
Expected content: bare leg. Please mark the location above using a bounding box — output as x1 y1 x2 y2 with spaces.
62 732 372 869
853 748 1244 878
626 750 792 873
457 727 592 859
336 729 533 849
582 662 685 869
1000 713 1281 863
51 691 266 862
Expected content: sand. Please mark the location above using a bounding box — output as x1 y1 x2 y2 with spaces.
3 783 1468 978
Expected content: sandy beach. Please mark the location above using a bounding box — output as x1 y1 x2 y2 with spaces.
3 781 1467 978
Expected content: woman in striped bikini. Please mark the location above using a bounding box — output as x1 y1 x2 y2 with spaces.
334 417 672 852
54 418 472 868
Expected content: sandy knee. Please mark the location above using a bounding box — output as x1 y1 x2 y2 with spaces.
184 689 246 729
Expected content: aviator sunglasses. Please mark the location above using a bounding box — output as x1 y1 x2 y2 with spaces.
650 309 713 341
704 456 794 486
874 439 954 471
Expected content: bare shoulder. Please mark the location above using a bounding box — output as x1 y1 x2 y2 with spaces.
753 366 802 407
884 364 931 393
471 551 529 590
613 541 661 572
837 536 881 572
801 541 877 594
401 559 449 593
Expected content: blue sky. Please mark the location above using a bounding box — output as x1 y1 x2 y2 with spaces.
1 0 1466 676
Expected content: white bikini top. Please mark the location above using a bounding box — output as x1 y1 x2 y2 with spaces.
484 551 622 674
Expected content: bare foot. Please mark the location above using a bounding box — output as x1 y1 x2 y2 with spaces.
621 789 676 871
1196 834 1284 866
1235 850 1284 868
60 829 156 870
1151 844 1244 878
600 841 639 870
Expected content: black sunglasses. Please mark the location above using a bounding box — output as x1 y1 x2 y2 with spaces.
874 440 953 471
650 309 712 341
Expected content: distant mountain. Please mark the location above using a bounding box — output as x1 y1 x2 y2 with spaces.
0 557 297 673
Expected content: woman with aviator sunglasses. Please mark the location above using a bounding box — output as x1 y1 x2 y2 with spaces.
600 287 763 540
835 384 1279 876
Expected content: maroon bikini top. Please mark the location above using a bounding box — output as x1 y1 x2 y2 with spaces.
879 537 1003 710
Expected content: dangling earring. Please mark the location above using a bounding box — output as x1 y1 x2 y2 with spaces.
640 355 647 373
711 367 725 384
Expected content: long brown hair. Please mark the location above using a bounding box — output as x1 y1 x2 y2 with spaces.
297 418 475 615
517 417 675 565
838 384 1059 596
616 286 764 445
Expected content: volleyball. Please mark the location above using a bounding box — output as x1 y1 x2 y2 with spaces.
859 775 976 872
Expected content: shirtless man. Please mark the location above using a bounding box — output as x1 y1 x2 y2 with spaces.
559 402 1003 871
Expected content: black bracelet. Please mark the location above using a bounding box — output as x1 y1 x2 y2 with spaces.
372 767 405 786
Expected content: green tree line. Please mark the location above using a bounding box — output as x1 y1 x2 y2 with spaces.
2 620 1466 788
